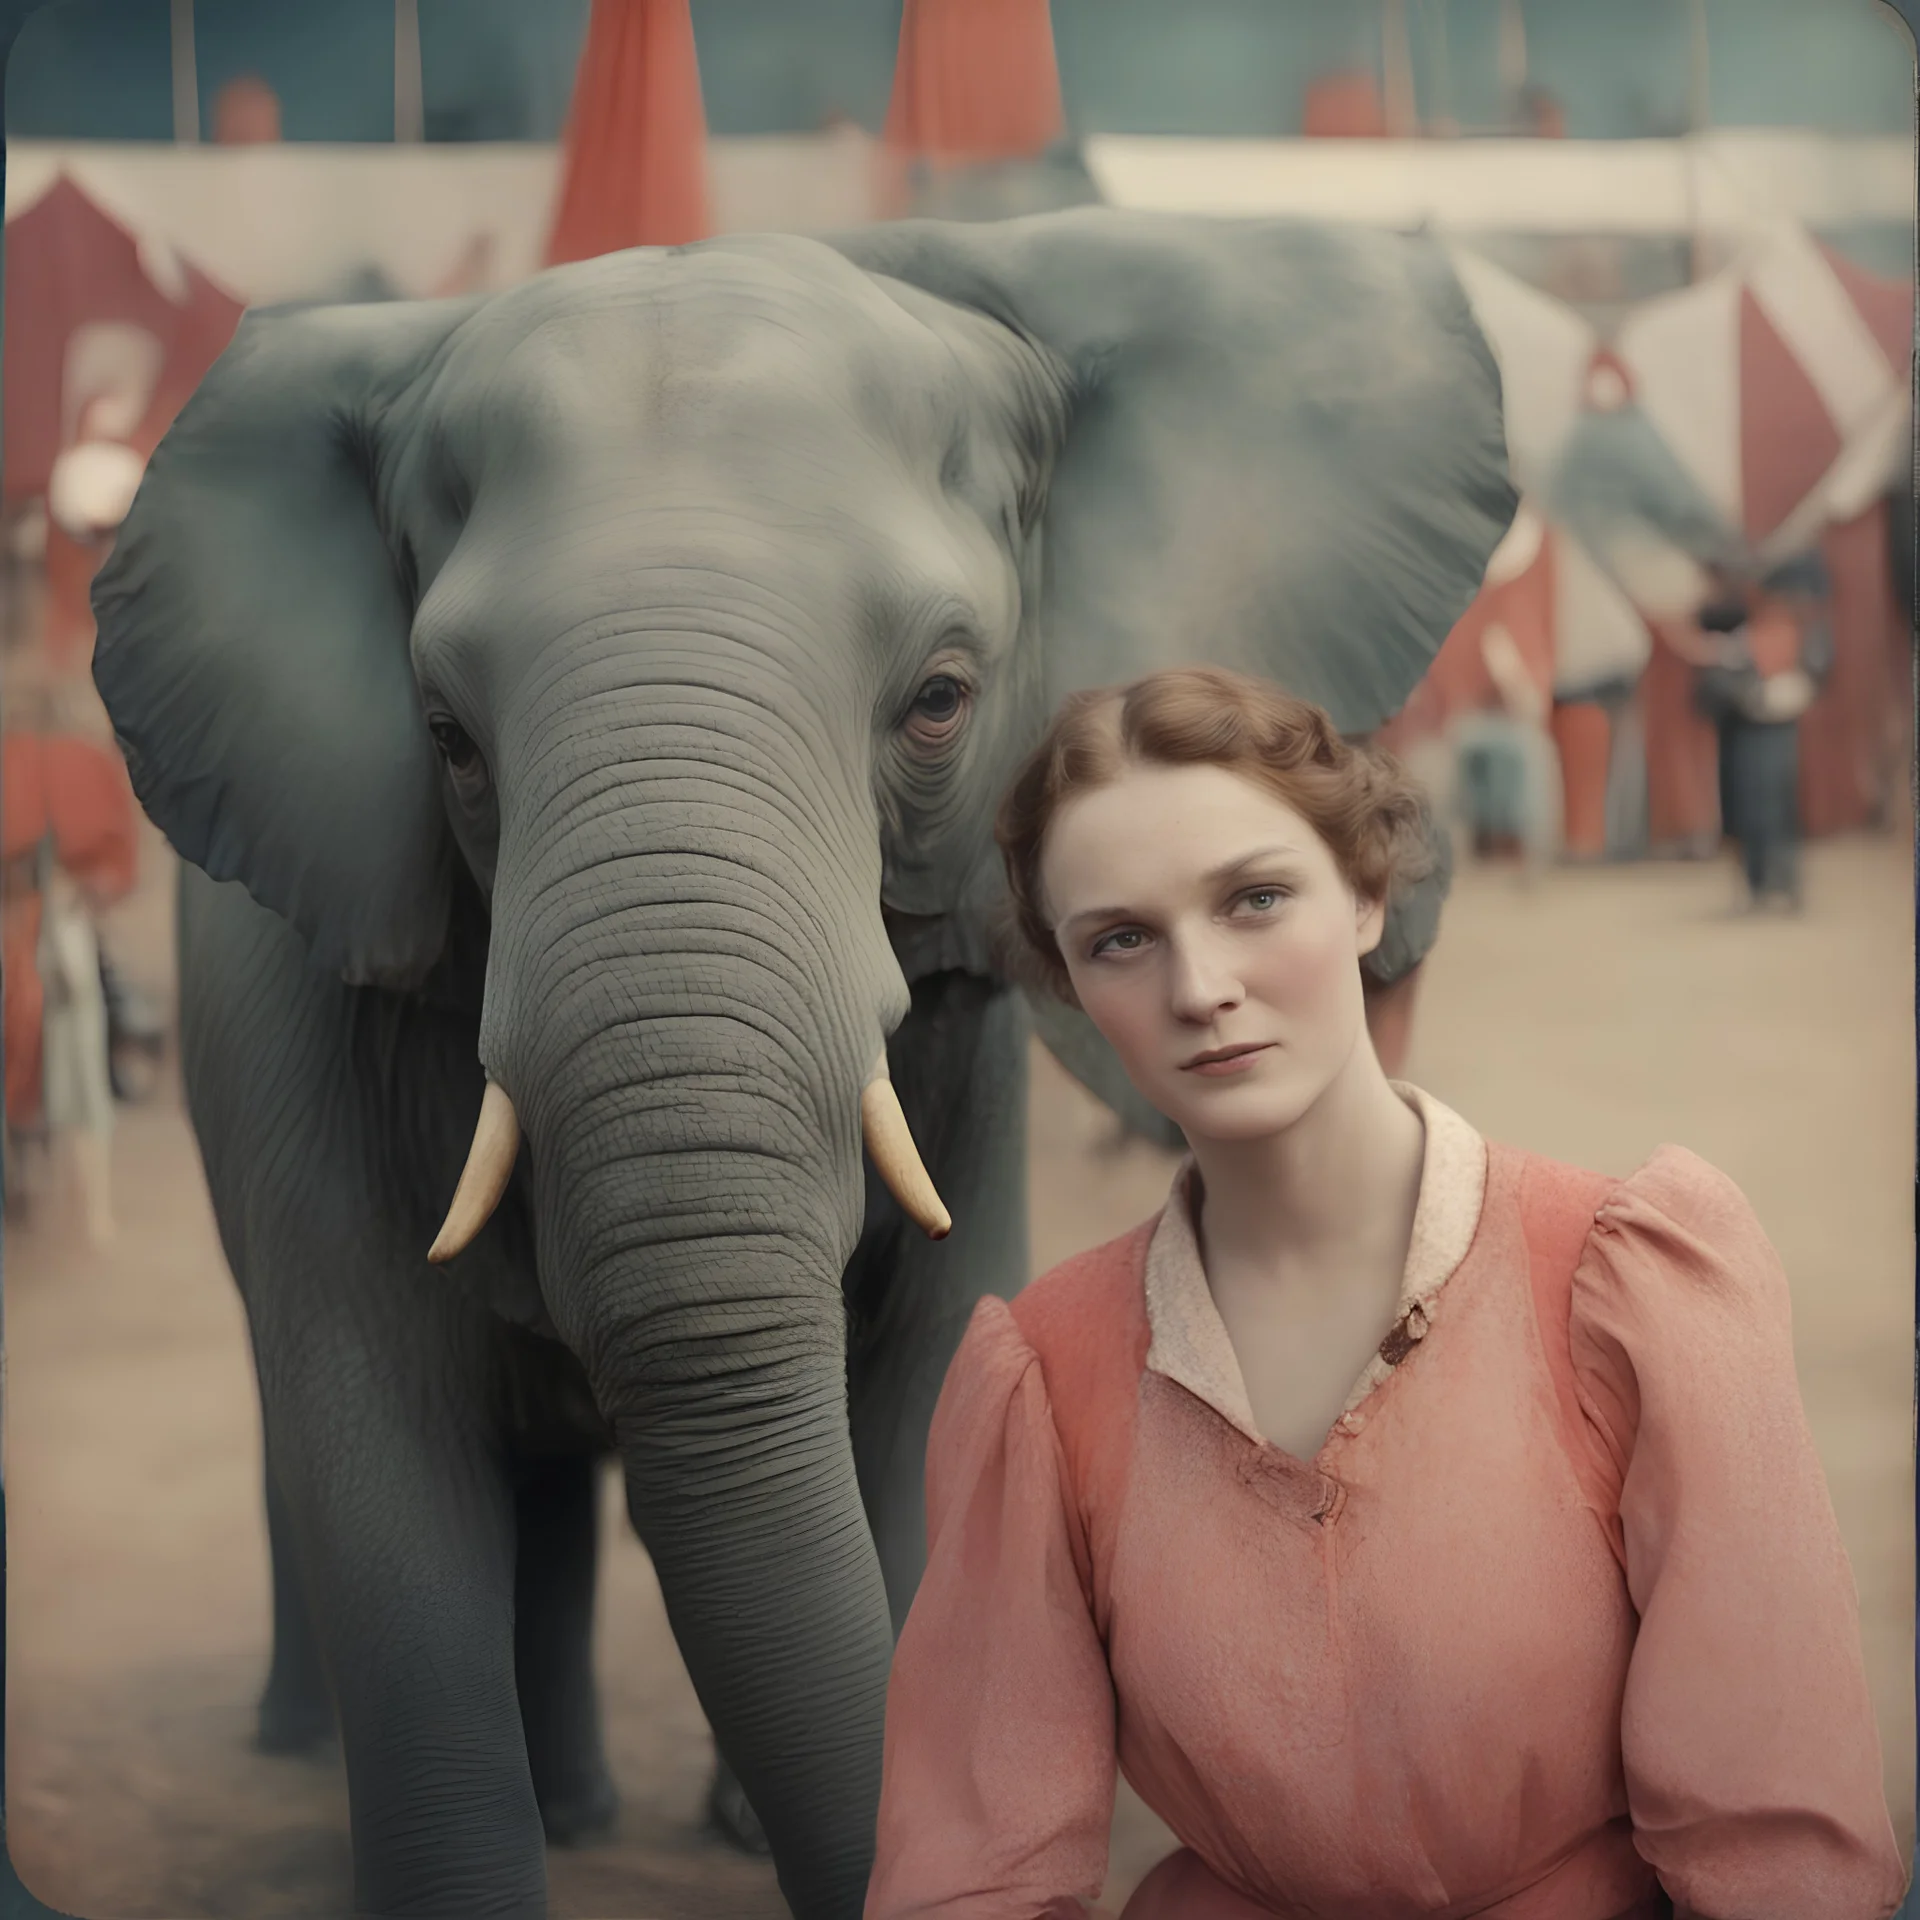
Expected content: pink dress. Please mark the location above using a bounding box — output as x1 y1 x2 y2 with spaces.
866 1086 1905 1920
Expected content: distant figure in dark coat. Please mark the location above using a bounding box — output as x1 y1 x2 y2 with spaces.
1690 553 1833 911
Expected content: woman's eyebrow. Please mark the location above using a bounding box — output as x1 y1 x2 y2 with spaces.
1200 845 1305 884
1058 902 1138 935
1057 846 1307 933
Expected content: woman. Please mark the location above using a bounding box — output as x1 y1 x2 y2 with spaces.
865 666 1903 1920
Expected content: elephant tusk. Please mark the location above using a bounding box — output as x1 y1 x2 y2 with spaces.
428 1079 521 1265
860 1058 952 1241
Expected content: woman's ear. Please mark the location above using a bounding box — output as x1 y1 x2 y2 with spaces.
1356 891 1388 959
92 296 480 988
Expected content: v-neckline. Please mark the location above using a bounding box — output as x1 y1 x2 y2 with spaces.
1140 1083 1489 1454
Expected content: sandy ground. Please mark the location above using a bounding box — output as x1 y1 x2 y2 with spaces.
5 823 1914 1919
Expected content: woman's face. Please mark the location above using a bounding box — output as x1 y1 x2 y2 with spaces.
1040 760 1386 1145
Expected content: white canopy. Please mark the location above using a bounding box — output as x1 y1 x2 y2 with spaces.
9 128 1910 311
1081 130 1913 239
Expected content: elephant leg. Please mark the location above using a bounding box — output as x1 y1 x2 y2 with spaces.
255 1452 336 1754
849 977 1032 1631
513 1453 618 1846
181 871 548 1914
263 1368 545 1918
242 1255 549 1916
707 1752 771 1855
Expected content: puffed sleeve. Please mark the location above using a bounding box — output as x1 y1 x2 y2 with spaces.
1569 1145 1907 1920
865 1295 1118 1920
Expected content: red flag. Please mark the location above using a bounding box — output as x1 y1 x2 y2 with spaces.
544 0 711 265
883 0 1064 167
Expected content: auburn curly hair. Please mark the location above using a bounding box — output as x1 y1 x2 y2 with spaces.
993 666 1435 1005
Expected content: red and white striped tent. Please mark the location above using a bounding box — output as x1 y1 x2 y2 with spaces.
1419 227 1911 852
3 172 245 667
1612 219 1910 565
1610 225 1911 843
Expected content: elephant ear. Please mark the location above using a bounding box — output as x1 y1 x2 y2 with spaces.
824 207 1517 734
91 298 474 988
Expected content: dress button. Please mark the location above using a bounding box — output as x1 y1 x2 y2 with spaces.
1406 1304 1429 1341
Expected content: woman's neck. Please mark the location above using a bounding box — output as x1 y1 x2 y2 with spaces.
1186 1038 1427 1299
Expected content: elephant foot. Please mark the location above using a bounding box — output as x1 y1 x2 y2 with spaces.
538 1773 619 1848
707 1755 770 1856
253 1691 336 1756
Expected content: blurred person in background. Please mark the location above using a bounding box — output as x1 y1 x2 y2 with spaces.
1 667 139 1245
1451 618 1562 878
1519 84 1568 138
2 442 146 1241
211 74 283 145
1686 554 1834 913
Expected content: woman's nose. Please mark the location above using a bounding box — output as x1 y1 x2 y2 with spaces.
1166 937 1243 1022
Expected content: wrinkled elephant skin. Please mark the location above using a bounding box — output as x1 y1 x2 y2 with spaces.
90 210 1516 1920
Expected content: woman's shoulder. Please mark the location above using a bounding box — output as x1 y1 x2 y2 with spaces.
1498 1137 1766 1256
943 1214 1158 1476
1492 1142 1794 1509
1007 1214 1158 1358
1581 1143 1789 1314
1495 1137 1791 1343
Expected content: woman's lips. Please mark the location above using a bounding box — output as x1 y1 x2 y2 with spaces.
1181 1043 1275 1076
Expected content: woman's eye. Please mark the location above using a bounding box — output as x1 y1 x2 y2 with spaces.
903 673 970 745
1238 886 1288 914
1091 928 1147 958
428 716 483 777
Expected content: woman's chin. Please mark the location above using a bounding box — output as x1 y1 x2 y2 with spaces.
1163 1078 1313 1146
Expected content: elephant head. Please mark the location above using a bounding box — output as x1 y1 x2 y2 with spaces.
91 209 1514 1908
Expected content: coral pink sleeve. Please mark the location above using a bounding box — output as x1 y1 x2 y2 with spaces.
1569 1146 1907 1920
865 1295 1117 1920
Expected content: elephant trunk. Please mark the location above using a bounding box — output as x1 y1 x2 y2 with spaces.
477 699 914 1914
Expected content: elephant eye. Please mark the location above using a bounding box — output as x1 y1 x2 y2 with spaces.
904 673 969 749
428 715 483 777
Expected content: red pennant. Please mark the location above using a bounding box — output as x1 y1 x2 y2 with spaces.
883 0 1065 167
545 0 711 266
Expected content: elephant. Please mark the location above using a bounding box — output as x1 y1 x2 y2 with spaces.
88 207 1516 1919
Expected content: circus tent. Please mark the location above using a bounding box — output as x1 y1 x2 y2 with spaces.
3 172 245 668
1610 221 1910 563
1420 224 1912 855
4 173 243 510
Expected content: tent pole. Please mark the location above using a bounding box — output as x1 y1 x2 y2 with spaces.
1687 0 1711 133
1685 0 1710 281
1497 0 1527 129
1427 0 1456 136
1382 0 1418 137
169 0 199 145
394 0 424 143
